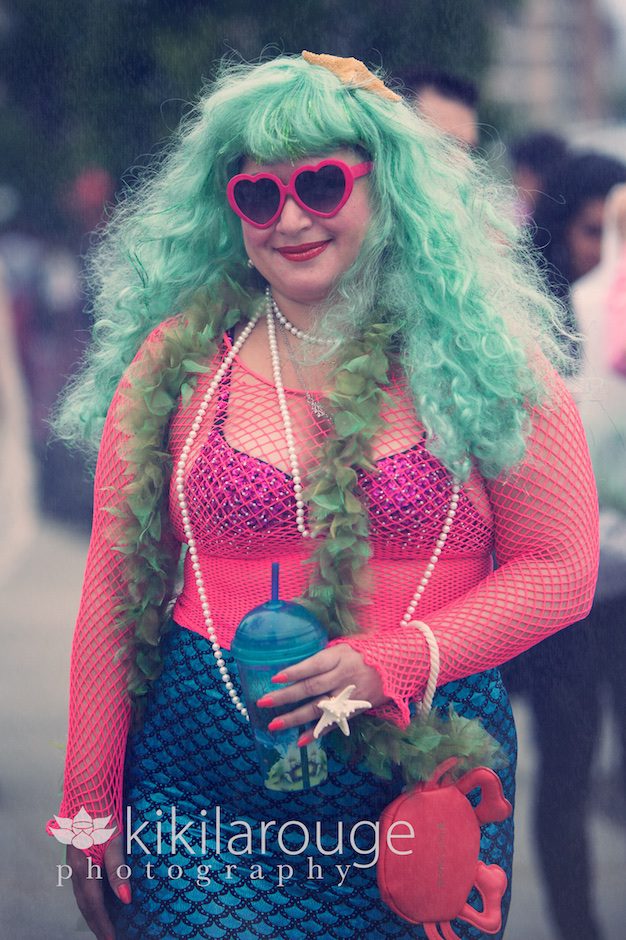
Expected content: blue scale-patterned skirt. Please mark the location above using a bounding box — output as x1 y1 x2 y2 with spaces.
110 624 516 939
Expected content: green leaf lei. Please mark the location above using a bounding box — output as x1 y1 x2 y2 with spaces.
112 284 505 782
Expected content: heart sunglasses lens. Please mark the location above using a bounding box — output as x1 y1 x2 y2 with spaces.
233 177 281 224
295 164 347 214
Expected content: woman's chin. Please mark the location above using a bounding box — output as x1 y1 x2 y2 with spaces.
269 278 336 312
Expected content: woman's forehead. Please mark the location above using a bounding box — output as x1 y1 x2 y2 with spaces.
240 147 360 178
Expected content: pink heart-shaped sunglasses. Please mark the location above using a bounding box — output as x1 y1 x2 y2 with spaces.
226 158 374 229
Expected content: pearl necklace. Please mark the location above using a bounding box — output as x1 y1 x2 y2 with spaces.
266 303 315 539
266 285 334 345
174 293 460 721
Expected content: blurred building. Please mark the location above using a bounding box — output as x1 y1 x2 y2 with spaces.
487 0 619 127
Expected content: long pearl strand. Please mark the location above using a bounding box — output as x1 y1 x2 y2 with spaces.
266 299 314 539
174 293 460 720
175 309 263 719
402 482 460 624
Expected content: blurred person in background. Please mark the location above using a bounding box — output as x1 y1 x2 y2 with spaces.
0 193 88 524
0 252 36 581
0 166 113 528
535 151 626 371
63 166 116 237
40 167 115 524
396 66 479 151
509 132 568 224
533 152 626 300
604 185 626 378
502 150 626 940
574 181 626 825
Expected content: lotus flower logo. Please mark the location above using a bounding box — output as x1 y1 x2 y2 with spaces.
51 807 117 850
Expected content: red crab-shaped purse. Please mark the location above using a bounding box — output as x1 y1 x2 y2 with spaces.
377 755 512 938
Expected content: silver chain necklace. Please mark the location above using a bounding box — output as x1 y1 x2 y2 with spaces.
281 325 333 421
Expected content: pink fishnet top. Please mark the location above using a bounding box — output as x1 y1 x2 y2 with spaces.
49 324 598 861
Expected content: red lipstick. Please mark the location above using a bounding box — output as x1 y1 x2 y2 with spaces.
277 240 330 262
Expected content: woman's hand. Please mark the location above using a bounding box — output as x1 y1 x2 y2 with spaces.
68 836 130 940
257 644 388 744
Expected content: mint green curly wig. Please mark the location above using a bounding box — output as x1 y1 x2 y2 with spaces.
54 53 567 480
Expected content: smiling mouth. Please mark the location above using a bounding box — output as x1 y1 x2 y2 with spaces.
276 241 331 262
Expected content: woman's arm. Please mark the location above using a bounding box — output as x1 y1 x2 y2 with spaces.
47 382 143 940
330 369 599 726
47 323 178 864
47 387 134 861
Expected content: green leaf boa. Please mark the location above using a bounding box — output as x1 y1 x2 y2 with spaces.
112 283 505 783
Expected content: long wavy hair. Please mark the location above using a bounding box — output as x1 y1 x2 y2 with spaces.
55 53 566 480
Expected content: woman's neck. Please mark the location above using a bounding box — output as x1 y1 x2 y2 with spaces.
269 287 325 333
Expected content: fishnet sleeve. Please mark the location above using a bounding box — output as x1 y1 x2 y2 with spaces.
47 324 178 862
334 371 599 727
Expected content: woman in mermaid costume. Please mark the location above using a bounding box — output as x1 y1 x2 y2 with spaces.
48 52 598 939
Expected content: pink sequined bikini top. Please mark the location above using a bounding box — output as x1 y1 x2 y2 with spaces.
178 338 494 561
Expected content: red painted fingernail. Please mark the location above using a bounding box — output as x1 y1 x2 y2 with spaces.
272 672 288 683
298 731 314 748
117 883 131 904
268 718 286 732
256 695 274 708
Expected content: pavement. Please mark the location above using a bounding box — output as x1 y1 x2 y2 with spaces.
1 518 625 939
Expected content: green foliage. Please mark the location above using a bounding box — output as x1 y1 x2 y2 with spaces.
332 705 508 785
1 0 521 229
299 321 395 637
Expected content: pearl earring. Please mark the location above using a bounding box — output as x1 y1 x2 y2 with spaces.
247 258 255 269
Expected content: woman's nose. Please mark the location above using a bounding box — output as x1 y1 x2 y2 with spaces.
275 195 313 233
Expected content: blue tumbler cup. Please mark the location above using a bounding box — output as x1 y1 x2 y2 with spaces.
231 563 328 791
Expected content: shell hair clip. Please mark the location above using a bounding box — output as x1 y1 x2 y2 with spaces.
302 50 401 102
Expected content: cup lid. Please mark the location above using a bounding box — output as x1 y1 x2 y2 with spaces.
231 599 327 665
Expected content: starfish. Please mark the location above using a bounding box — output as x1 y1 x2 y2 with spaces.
302 51 401 102
313 685 372 738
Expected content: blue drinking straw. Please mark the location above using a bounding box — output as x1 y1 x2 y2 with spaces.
271 561 310 787
271 562 280 601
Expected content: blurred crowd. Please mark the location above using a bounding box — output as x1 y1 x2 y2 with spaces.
2 61 626 940
0 167 115 530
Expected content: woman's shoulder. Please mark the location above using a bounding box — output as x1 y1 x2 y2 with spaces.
117 311 229 421
124 310 227 381
131 313 190 362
